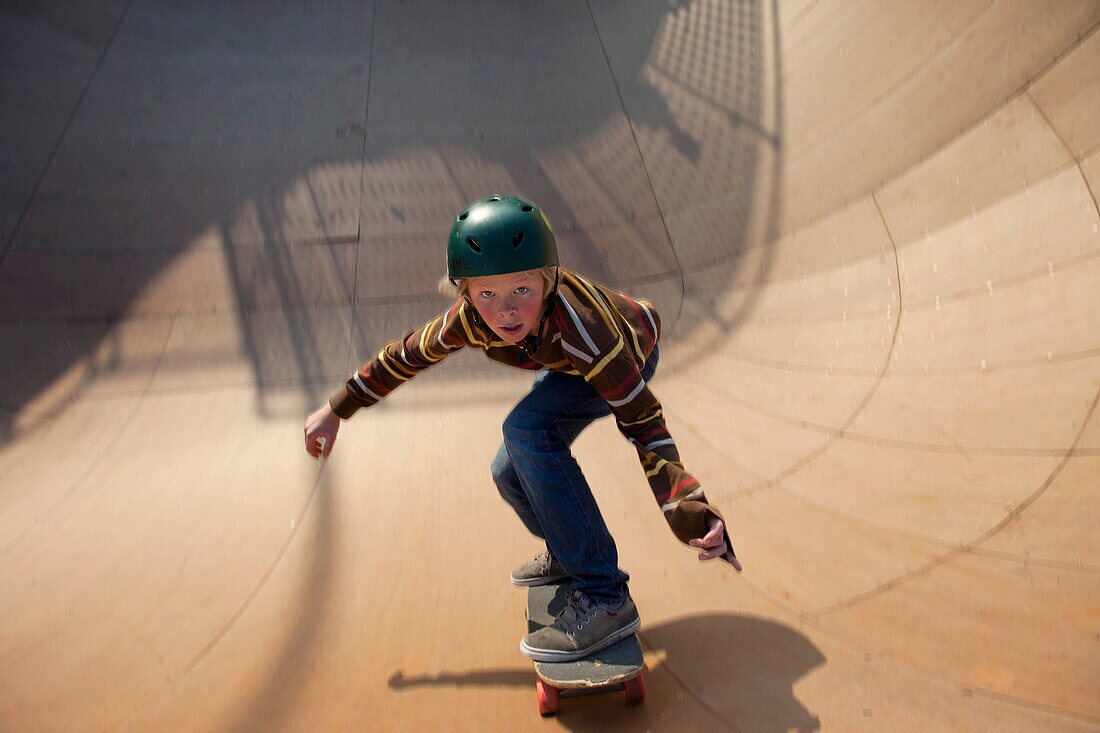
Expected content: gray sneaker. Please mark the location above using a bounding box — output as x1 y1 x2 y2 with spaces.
520 588 641 662
510 551 570 587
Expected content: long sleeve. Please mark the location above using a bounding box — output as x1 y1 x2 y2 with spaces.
328 298 478 418
554 274 733 551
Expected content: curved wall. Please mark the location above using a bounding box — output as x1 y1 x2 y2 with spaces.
1 1 1098 729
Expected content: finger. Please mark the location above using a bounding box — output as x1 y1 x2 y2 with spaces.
703 520 724 543
320 434 333 458
694 529 726 549
726 552 743 572
698 543 727 561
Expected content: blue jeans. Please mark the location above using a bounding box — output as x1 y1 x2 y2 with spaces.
491 344 660 608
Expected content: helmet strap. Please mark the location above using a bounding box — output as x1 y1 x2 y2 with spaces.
520 267 559 356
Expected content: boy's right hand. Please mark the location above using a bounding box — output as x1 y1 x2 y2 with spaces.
304 403 341 459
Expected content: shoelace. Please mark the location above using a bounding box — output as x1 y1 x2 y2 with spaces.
560 590 598 637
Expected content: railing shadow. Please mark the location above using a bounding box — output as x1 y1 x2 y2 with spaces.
0 0 776 439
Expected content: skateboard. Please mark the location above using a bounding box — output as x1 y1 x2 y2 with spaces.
525 581 646 716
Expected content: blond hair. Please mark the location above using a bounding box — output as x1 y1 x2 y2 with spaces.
438 266 558 299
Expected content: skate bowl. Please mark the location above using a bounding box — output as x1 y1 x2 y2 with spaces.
2 1 1098 729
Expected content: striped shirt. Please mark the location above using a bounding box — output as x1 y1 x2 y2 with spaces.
329 268 730 548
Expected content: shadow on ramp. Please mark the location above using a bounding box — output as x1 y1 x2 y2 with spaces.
387 614 824 731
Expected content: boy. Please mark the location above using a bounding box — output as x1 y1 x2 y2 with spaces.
304 195 740 663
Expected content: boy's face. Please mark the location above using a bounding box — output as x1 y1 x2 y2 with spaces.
466 270 547 343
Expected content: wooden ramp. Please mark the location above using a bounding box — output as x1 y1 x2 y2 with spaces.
1 1 1098 730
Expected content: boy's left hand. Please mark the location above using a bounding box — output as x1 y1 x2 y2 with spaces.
689 516 742 571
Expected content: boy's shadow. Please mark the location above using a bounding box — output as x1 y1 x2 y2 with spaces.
389 614 824 732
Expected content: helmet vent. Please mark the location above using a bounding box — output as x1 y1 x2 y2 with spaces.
459 212 469 221
520 205 533 212
488 196 500 202
512 232 525 248
466 237 482 253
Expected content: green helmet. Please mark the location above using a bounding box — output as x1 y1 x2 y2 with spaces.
447 195 558 282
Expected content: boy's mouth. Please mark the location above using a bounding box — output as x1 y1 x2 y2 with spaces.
500 323 525 337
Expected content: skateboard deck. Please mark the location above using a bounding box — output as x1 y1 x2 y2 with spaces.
525 581 645 715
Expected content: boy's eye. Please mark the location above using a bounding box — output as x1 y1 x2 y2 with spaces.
480 291 494 298
515 287 529 294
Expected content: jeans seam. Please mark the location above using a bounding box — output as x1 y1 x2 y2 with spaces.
535 426 623 587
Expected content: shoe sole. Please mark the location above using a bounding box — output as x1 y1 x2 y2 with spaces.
509 572 571 587
519 615 641 663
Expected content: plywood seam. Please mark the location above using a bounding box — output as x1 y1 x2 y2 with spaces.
48 378 318 404
673 404 1100 574
706 17 1100 253
686 375 1099 458
0 0 139 269
0 266 689 328
803 386 1100 620
7 233 360 258
354 0 379 252
345 246 362 375
750 481 1100 574
732 566 1100 725
348 0 375 379
679 194 904 510
358 208 671 241
1025 90 1100 223
781 1 994 163
802 157 1083 278
0 316 177 557
115 458 342 731
680 153 1091 291
680 171 1096 458
177 464 327 677
583 0 686 334
779 0 820 35
634 631 740 731
864 157 1083 250
0 341 108 419
706 243 1100 328
731 568 1100 726
32 371 537 412
1024 89 1080 161
686 339 1100 378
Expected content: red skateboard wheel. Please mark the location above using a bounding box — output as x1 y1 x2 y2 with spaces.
624 673 646 703
536 679 559 716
